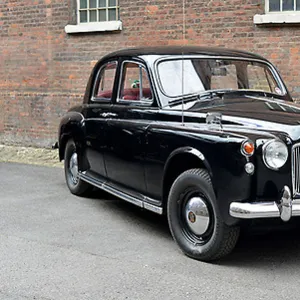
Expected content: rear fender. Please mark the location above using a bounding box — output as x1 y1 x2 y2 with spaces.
58 112 85 161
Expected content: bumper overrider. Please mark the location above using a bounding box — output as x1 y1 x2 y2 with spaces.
229 186 300 222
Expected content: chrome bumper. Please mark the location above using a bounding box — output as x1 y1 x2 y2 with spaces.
229 186 300 222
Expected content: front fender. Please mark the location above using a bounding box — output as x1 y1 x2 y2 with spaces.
164 146 213 179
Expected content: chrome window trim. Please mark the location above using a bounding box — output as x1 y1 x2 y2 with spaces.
116 60 154 106
153 55 288 100
91 60 118 103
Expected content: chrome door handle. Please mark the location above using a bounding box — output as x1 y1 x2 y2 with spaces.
100 112 117 117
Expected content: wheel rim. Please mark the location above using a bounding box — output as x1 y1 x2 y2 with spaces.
185 197 210 236
69 152 79 185
180 190 214 245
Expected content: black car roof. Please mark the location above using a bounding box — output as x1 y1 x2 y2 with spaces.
102 46 267 61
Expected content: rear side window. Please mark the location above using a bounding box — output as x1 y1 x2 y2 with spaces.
93 61 117 101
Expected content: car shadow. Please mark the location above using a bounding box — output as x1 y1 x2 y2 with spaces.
89 189 171 239
218 219 300 267
89 190 300 267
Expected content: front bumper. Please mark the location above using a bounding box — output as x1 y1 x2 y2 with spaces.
229 186 300 222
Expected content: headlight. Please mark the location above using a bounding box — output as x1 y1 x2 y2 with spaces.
263 139 288 170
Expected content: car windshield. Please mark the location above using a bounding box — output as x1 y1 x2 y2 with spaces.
157 58 285 100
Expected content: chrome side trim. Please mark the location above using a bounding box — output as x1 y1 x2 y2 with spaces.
79 171 163 215
143 202 163 214
229 186 300 222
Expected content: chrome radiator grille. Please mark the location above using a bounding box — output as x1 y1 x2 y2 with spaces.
292 144 300 195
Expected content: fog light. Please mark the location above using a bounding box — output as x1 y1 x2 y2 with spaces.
245 162 255 175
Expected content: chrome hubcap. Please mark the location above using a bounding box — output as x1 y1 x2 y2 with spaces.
69 153 78 184
185 197 210 236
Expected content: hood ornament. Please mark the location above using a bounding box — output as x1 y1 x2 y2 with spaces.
206 112 223 131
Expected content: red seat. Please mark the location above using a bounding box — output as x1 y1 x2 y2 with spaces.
97 90 113 98
121 88 152 100
97 88 152 100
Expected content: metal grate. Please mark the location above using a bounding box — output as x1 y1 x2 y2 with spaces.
292 143 300 195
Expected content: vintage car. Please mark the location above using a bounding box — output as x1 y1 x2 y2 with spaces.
57 46 300 261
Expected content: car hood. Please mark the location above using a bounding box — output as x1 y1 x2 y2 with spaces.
182 95 300 141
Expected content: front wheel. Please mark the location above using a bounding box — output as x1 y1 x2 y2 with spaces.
64 139 93 196
167 168 240 262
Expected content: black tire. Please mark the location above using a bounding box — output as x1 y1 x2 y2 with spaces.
64 139 93 196
167 168 240 262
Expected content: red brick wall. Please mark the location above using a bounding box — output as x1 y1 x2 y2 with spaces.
1 0 300 147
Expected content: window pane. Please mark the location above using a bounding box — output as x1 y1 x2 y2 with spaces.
269 0 280 11
282 0 294 11
211 65 238 90
90 10 97 22
120 63 153 101
247 65 272 93
80 0 87 9
80 11 87 22
99 0 106 7
96 62 117 100
109 0 116 6
297 0 300 10
89 0 97 8
158 60 206 96
157 59 281 98
99 9 106 21
108 8 116 21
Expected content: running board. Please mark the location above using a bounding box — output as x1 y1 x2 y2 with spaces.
78 171 163 215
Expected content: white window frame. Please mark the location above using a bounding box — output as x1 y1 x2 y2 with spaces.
266 0 300 13
65 0 122 34
254 0 300 24
77 0 119 24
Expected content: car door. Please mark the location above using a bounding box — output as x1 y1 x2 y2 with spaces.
83 60 118 177
104 60 156 194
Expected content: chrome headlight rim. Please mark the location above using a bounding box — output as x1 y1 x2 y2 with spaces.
262 139 288 171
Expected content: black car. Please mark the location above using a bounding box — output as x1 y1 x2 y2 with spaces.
57 46 300 261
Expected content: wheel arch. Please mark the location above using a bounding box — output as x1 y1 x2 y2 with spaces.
58 112 86 161
162 147 214 209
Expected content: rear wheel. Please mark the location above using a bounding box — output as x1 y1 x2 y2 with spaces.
167 168 240 262
64 139 93 196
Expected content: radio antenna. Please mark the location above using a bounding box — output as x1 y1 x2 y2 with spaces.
181 0 186 126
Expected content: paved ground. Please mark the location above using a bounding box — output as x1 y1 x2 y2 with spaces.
1 162 300 299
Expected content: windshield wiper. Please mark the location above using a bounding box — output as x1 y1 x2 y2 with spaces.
197 90 228 100
167 90 226 108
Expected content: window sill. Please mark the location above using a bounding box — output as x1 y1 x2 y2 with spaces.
254 13 300 24
64 21 122 34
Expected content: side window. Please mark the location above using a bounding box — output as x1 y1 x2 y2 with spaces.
119 62 153 103
94 61 117 101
